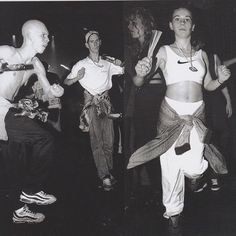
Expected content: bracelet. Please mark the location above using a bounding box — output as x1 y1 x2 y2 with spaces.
217 79 223 85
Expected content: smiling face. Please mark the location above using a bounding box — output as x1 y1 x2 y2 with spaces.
169 8 195 38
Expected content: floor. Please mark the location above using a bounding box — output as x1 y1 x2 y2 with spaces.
1 126 236 236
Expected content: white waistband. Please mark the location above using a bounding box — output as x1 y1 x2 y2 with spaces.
165 97 203 116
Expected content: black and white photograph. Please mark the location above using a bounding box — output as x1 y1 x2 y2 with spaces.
0 1 236 236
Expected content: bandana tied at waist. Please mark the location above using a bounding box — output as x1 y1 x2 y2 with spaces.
127 98 228 175
13 98 48 123
79 90 112 132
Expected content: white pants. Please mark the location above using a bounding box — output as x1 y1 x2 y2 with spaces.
160 97 208 218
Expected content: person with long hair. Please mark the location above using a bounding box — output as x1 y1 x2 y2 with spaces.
124 7 166 206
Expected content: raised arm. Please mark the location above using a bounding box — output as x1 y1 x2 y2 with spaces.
203 51 231 91
64 61 85 86
133 46 166 87
214 54 233 117
31 57 64 98
31 57 50 93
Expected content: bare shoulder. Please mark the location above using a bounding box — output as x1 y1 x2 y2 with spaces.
201 50 207 57
201 50 208 63
0 45 16 59
31 56 42 64
156 46 167 69
157 46 167 59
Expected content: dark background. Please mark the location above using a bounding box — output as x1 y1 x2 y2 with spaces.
1 1 236 236
0 1 124 78
0 0 235 181
0 1 235 72
0 1 235 74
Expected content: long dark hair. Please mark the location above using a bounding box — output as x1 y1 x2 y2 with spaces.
125 7 156 57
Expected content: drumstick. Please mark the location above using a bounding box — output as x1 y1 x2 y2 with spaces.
148 30 162 58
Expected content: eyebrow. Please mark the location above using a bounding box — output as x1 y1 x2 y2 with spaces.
173 15 192 19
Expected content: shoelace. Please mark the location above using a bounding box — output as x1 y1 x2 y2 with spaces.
39 191 50 196
23 206 37 215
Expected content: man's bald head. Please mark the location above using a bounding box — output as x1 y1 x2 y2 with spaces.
21 19 49 54
22 20 48 38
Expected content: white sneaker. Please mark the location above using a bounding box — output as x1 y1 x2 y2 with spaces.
13 205 45 224
20 191 57 205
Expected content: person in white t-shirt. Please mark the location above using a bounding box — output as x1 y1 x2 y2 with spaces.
64 30 124 191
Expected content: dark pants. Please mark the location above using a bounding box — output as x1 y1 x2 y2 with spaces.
205 91 231 168
4 108 54 194
133 83 165 188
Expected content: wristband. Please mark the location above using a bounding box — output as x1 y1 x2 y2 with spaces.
217 79 223 85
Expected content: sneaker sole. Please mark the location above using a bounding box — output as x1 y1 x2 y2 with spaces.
20 197 56 205
211 187 220 191
13 219 44 224
13 216 45 224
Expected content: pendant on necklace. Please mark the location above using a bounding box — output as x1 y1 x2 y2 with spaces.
189 66 198 72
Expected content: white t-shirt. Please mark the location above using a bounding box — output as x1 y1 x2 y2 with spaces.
67 57 124 95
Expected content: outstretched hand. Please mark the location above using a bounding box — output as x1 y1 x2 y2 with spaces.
76 67 85 80
135 57 152 77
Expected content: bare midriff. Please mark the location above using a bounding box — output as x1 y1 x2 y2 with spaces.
166 81 203 102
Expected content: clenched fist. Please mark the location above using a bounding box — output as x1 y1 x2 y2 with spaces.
135 57 152 77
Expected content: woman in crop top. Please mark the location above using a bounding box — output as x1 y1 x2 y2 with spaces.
129 5 231 232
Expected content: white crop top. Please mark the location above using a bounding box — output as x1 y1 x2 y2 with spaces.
162 45 206 86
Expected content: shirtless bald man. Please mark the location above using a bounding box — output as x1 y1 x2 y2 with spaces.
0 20 64 223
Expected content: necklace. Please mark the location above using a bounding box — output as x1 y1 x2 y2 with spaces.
175 43 198 72
88 56 104 68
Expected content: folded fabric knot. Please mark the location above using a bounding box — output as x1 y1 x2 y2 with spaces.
127 98 228 175
79 90 112 132
174 115 194 155
13 98 48 122
180 115 193 126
